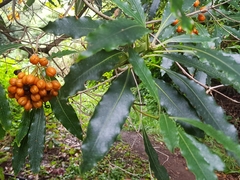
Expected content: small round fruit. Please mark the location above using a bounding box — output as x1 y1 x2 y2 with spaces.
50 90 58 96
46 66 56 77
30 85 39 94
8 85 17 94
176 26 183 33
42 95 52 102
36 79 46 89
18 96 28 106
39 57 49 66
198 14 205 22
16 79 23 88
31 93 41 102
172 19 179 26
39 89 47 97
34 76 39 85
16 88 25 97
32 100 43 108
193 0 200 7
25 74 36 85
9 78 17 86
51 80 61 90
30 54 39 65
17 72 25 79
8 93 15 98
24 100 32 111
45 82 53 91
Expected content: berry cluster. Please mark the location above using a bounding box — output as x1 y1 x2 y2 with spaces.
7 54 61 111
172 0 207 35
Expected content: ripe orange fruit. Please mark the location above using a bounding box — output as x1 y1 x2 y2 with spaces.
16 88 25 96
8 93 15 98
30 54 39 65
8 86 17 94
36 79 46 89
176 26 183 33
50 90 58 96
51 80 61 90
18 96 28 106
16 79 23 88
42 95 52 102
39 57 48 66
192 28 199 35
25 74 36 85
193 0 200 7
31 94 41 102
24 100 32 111
9 78 17 86
46 66 56 77
39 89 47 97
172 19 179 26
45 82 53 91
32 100 43 108
198 14 205 21
17 72 25 79
30 85 39 94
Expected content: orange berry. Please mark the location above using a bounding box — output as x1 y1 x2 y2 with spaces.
172 19 179 26
42 95 52 102
176 26 183 33
30 85 39 94
24 100 32 111
25 74 36 85
34 76 39 85
30 54 39 65
198 14 205 22
46 66 56 77
8 85 17 94
36 79 46 89
16 88 25 97
39 89 47 97
39 57 49 66
51 80 61 90
18 96 28 106
31 93 41 102
16 79 23 88
50 90 58 96
192 28 198 35
8 93 15 98
9 78 17 86
45 82 53 91
193 0 200 7
17 72 25 79
32 100 43 108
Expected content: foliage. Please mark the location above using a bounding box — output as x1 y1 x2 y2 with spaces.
0 0 240 179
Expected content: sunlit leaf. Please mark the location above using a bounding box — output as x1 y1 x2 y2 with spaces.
81 18 149 57
0 84 11 131
28 108 46 173
61 50 127 98
0 44 23 56
80 69 135 173
143 127 169 180
42 16 104 39
178 129 217 180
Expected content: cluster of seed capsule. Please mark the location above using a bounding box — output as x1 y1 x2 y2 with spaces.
172 0 207 34
7 54 61 111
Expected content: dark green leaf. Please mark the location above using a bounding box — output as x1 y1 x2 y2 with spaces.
50 93 83 140
23 0 35 10
15 110 31 147
61 50 127 98
159 113 178 152
12 136 28 175
75 0 85 17
49 50 78 59
149 0 160 19
0 125 5 140
223 25 240 39
178 129 217 180
0 167 3 180
81 19 149 57
28 108 46 173
48 0 58 7
155 79 204 137
167 70 238 142
142 126 169 180
42 16 104 39
94 0 102 9
80 69 135 173
0 44 23 56
112 0 145 26
129 49 159 104
0 84 11 131
176 118 240 161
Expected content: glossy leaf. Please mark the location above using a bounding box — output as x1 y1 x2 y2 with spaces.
159 113 178 152
81 19 149 57
0 125 5 140
15 110 31 147
61 50 127 98
0 84 11 130
167 70 238 142
80 69 135 173
49 50 78 59
143 127 169 180
28 108 46 173
178 129 217 180
129 49 159 104
12 136 28 175
0 44 22 56
42 16 104 39
112 0 145 26
176 117 240 161
50 94 83 140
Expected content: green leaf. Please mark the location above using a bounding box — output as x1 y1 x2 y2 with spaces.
159 113 178 152
50 93 83 140
28 108 46 173
12 136 28 175
0 167 4 180
173 45 240 92
75 0 85 17
223 25 240 39
61 50 127 98
15 110 31 147
112 0 145 26
80 69 135 173
23 0 35 10
42 16 104 39
149 0 160 19
128 49 159 104
142 126 169 180
178 129 217 180
81 19 149 57
49 50 78 59
176 118 240 162
155 79 204 138
0 44 23 56
0 84 11 131
166 70 238 142
0 125 5 140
